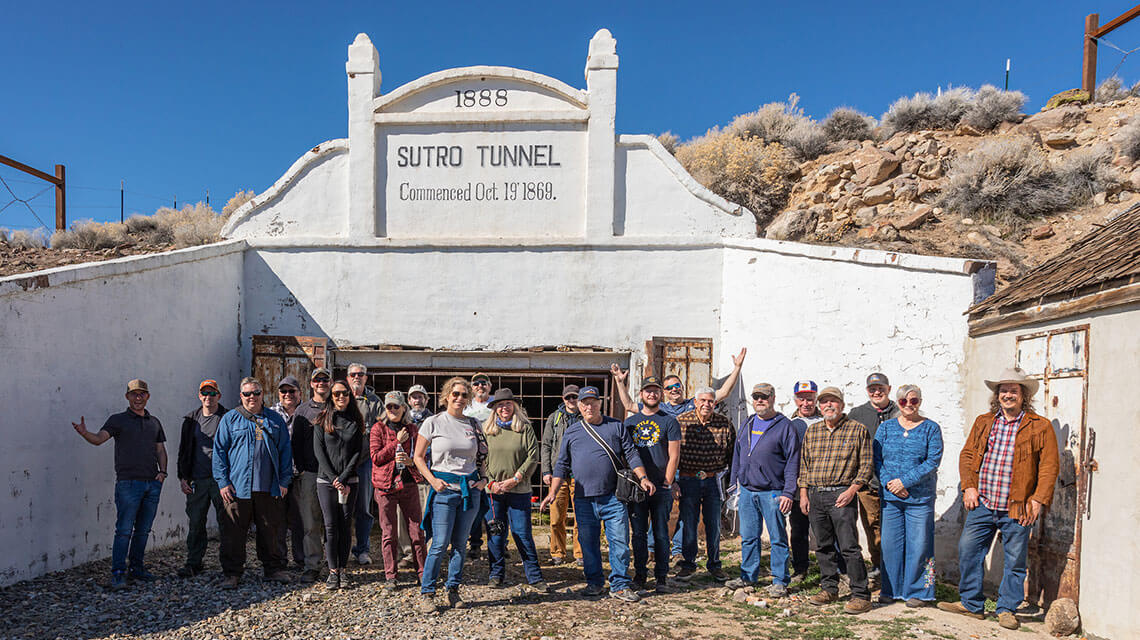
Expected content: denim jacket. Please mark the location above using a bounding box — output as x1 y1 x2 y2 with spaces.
213 408 292 499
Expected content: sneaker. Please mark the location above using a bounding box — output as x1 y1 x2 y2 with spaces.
998 611 1020 630
610 588 641 603
418 594 438 614
446 587 465 609
382 579 398 593
936 601 986 620
528 581 552 593
110 572 127 590
338 572 351 589
724 578 753 590
789 570 808 585
579 583 606 597
674 566 695 582
176 565 202 578
906 598 930 608
766 583 788 598
325 572 340 590
845 597 873 614
809 591 838 606
655 582 679 594
490 575 506 589
877 593 895 604
708 567 728 583
550 556 564 565
128 568 157 582
265 570 292 583
221 575 240 590
300 569 320 584
356 552 372 565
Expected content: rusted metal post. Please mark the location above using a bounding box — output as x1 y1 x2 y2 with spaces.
1083 14 1099 97
54 164 65 231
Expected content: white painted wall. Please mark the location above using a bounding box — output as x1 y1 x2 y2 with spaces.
966 303 1140 640
0 242 244 585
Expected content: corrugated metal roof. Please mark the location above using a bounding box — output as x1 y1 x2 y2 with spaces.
969 201 1140 317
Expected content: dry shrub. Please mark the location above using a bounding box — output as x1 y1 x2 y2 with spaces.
50 202 224 250
50 219 128 249
726 94 829 160
1117 119 1140 160
939 137 1115 224
223 190 255 216
881 92 936 135
929 87 975 128
655 132 679 155
1096 76 1129 102
822 107 875 141
674 131 797 225
882 86 1024 135
0 228 48 248
962 85 1026 130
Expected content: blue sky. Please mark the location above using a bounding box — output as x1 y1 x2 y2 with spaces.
3 0 1140 232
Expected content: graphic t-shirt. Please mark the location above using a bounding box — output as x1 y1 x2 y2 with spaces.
623 411 682 487
749 415 778 452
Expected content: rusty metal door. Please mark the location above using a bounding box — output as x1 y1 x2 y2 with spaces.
1015 326 1088 606
648 337 713 398
251 335 330 401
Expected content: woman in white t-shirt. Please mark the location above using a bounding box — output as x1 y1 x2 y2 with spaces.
413 376 487 613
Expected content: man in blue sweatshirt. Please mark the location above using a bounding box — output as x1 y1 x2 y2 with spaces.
727 383 800 596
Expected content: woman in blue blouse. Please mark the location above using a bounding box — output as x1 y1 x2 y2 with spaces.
873 384 943 607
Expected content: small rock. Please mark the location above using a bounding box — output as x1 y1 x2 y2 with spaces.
1044 132 1077 148
779 608 793 618
961 217 975 225
898 204 934 230
917 159 944 179
1094 192 1108 206
765 208 819 242
1045 597 1080 636
732 589 750 603
1030 224 1054 240
862 184 894 205
854 206 879 226
955 123 983 136
809 191 825 204
1120 190 1133 201
746 597 768 608
966 231 989 246
876 223 901 241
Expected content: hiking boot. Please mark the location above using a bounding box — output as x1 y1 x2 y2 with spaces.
446 587 465 609
724 578 754 590
110 572 127 590
655 581 679 594
906 598 930 608
355 552 372 565
128 568 157 582
300 569 320 584
766 583 788 598
176 565 203 578
490 575 506 589
338 571 351 589
221 575 240 590
579 583 606 597
528 581 552 593
789 570 808 585
674 566 695 582
418 594 438 614
877 593 895 604
809 591 838 606
708 567 729 583
381 579 398 593
325 572 340 590
610 588 641 603
845 597 873 614
265 570 292 583
936 601 986 619
631 575 648 591
998 611 1020 630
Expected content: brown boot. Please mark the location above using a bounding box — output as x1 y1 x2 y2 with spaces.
936 601 986 620
809 591 838 606
998 611 1020 630
844 598 872 614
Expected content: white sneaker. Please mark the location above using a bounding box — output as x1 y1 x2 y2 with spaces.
356 552 372 565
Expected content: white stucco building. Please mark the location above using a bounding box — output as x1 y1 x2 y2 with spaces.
1 27 994 608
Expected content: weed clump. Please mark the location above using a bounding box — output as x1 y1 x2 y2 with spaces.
726 94 829 160
1096 76 1130 103
1117 119 1140 161
822 107 875 141
674 131 798 226
881 85 1025 135
51 201 227 250
0 228 48 248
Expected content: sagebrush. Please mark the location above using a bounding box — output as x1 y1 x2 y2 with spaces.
51 201 227 250
1117 119 1140 161
881 85 1025 135
822 107 875 141
1096 76 1130 103
725 94 829 160
0 228 48 249
674 131 798 226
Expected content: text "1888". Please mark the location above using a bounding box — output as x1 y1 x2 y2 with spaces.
455 89 508 108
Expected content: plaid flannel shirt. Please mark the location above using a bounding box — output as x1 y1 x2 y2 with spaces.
977 411 1022 511
677 410 736 474
797 414 872 489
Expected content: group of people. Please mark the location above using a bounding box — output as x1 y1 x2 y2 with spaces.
72 356 1058 631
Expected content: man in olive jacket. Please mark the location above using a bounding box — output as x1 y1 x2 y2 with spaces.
540 385 582 564
939 368 1059 631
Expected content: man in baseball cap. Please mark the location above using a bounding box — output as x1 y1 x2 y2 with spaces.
176 379 229 577
541 383 584 565
786 380 820 581
848 373 897 586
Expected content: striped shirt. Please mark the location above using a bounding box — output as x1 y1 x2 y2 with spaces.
797 415 872 489
978 412 1022 511
677 410 736 474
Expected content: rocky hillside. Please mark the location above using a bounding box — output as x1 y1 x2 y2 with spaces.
762 98 1140 284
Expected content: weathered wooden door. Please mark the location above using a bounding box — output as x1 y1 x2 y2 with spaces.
647 336 713 397
1016 326 1088 606
250 335 330 399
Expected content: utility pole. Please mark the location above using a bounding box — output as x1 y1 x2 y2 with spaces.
0 154 66 230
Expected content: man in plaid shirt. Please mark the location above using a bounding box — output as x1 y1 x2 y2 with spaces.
798 386 873 615
939 368 1059 631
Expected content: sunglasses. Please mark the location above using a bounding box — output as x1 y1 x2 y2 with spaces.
200 390 219 397
563 394 578 401
472 380 490 387
241 390 262 397
898 397 921 407
348 372 367 378
664 384 683 391
450 391 470 398
751 392 772 401
278 388 297 395
331 390 352 398
312 376 330 383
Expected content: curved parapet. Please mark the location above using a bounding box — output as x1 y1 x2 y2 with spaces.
374 66 588 121
222 139 349 239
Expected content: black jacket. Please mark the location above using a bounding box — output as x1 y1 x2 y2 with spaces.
177 405 229 480
314 411 364 485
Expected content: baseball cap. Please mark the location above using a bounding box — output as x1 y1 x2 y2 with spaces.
277 375 301 390
578 386 601 400
407 384 429 397
792 380 818 395
817 386 845 403
640 376 663 391
866 373 890 387
199 379 219 392
472 372 491 384
127 379 149 393
384 390 405 406
561 384 580 397
751 383 775 397
310 367 331 381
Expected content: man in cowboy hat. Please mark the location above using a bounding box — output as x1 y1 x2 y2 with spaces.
938 368 1059 631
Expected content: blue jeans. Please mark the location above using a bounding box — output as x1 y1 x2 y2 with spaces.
352 461 373 555
880 499 935 601
630 487 672 581
421 489 481 593
576 493 631 592
487 492 543 584
112 479 162 574
739 487 790 585
958 502 1030 614
678 476 722 571
647 491 683 556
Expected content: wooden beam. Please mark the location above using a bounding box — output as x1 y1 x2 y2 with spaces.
1084 13 1100 96
54 164 66 231
0 154 62 185
968 281 1140 336
1094 4 1140 37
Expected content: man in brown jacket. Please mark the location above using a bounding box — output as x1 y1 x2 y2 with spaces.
938 368 1059 631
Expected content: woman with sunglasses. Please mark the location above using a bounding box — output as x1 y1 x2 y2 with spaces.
872 384 943 608
370 390 426 591
482 389 548 592
313 379 365 589
414 377 488 613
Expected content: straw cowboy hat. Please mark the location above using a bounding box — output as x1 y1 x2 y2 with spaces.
984 367 1039 397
